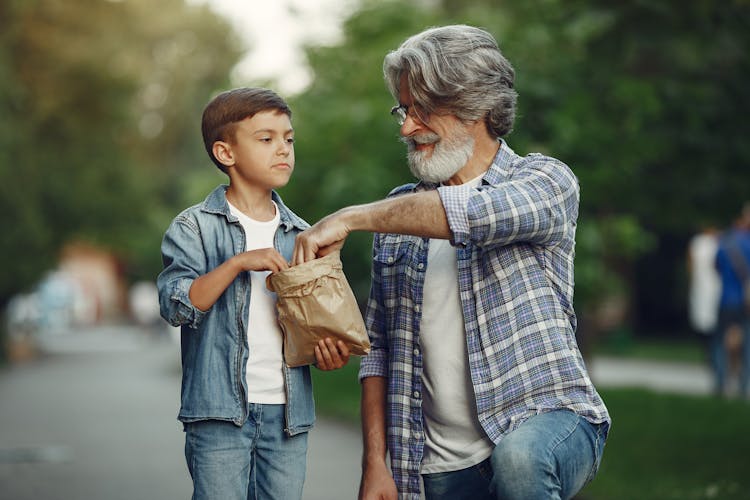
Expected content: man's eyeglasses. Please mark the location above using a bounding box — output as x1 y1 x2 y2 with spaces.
390 104 429 126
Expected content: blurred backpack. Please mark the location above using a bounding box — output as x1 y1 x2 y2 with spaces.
726 237 750 312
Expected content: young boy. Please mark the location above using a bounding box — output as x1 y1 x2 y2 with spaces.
157 87 350 500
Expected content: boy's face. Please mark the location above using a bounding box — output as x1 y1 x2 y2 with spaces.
218 110 295 191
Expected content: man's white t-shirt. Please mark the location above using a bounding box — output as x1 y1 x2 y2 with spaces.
228 200 286 404
419 175 494 474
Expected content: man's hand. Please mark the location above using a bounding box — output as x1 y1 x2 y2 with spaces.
293 210 352 265
314 338 350 370
359 460 398 500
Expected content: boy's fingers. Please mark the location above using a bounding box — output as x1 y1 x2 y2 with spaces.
324 338 342 366
319 339 339 370
336 340 350 358
314 345 326 369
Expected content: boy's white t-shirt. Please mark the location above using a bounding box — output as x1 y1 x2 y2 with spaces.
228 200 286 404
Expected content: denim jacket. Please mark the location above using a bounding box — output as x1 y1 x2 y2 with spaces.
157 185 315 435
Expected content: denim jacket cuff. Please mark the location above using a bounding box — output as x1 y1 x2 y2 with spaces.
172 279 207 329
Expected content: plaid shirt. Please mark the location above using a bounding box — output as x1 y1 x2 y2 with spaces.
359 141 611 498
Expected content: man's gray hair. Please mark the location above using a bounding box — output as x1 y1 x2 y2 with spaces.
384 25 517 138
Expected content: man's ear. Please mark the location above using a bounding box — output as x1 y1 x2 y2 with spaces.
212 141 234 168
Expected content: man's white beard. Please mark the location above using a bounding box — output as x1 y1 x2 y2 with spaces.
403 128 474 183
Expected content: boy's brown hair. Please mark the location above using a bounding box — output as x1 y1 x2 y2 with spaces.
201 87 292 173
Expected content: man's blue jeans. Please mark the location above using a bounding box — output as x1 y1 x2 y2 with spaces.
184 403 308 500
421 410 608 500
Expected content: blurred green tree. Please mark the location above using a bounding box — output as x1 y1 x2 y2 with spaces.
286 0 749 341
0 0 240 317
285 2 445 298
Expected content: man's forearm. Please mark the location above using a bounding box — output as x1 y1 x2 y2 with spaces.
343 190 451 239
360 376 390 467
294 190 453 264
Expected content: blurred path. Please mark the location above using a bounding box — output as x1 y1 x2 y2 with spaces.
0 325 190 500
0 325 713 500
0 324 361 500
588 356 713 396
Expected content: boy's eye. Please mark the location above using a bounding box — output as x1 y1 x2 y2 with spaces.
260 137 272 142
286 137 295 144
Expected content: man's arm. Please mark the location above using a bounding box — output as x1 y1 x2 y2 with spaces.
293 191 450 264
358 376 398 500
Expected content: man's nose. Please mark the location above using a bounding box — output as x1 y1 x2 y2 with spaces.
400 113 422 137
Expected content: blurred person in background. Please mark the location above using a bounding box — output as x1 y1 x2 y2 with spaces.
713 203 750 398
157 87 349 500
686 226 722 362
293 25 610 500
129 281 162 334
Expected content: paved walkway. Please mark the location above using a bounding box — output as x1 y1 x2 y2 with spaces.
588 355 713 396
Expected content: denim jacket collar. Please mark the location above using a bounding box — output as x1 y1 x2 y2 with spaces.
200 185 309 233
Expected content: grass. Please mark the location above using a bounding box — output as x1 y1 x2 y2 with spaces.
312 341 750 499
579 388 750 500
593 334 707 364
311 357 363 422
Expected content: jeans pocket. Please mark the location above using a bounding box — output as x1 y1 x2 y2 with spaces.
585 421 609 484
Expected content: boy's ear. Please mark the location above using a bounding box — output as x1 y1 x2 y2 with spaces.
212 141 235 168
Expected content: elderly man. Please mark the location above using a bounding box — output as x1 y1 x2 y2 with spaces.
294 25 610 500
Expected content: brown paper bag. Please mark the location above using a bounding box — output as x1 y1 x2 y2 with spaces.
266 251 370 367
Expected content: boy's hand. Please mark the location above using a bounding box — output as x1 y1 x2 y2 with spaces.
235 248 289 273
314 338 350 370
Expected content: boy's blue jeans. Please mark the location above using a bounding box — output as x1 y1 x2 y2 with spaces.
421 410 608 500
184 403 308 500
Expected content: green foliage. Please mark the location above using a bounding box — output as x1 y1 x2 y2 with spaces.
0 0 240 307
285 1 444 296
2 0 748 341
575 214 656 312
288 0 750 333
311 358 362 422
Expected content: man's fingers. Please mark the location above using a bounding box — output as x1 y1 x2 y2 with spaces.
317 240 345 258
292 236 319 266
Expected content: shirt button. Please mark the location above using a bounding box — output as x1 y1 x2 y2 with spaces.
387 256 394 263
417 263 424 270
415 305 421 313
413 390 420 398
413 348 420 356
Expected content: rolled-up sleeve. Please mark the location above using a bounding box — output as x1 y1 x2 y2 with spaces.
157 216 209 329
437 157 578 249
436 183 474 246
